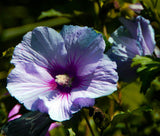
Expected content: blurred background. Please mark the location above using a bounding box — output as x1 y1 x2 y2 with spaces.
0 0 160 136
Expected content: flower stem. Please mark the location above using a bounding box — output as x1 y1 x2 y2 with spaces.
103 25 109 39
100 129 104 136
154 0 158 8
82 109 95 136
151 0 158 8
109 99 114 120
96 0 101 10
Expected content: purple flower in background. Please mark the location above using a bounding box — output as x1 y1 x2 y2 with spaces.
8 104 22 121
45 122 61 136
107 16 156 81
154 46 160 58
7 25 118 121
129 3 144 14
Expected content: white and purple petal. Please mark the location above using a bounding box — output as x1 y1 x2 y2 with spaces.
60 25 105 76
39 94 72 121
12 27 67 71
71 98 95 114
129 3 144 13
7 62 56 110
70 55 118 99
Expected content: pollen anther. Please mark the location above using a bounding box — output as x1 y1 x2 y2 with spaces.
55 74 72 87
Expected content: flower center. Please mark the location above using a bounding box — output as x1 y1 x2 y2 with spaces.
55 74 72 87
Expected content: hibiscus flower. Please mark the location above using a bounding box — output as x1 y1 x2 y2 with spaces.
107 16 155 81
7 25 118 121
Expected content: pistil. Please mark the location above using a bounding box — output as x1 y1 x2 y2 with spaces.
55 74 72 87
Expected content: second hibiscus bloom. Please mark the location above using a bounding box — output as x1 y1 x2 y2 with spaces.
107 16 156 82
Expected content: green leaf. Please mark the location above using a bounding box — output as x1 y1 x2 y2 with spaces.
40 9 62 18
38 9 71 20
49 126 66 136
103 36 112 52
62 112 82 135
131 55 160 94
121 81 145 111
0 110 7 124
0 71 8 80
0 103 7 125
95 30 112 52
151 76 160 91
142 0 160 10
132 106 152 114
68 128 76 136
111 106 152 127
111 112 131 126
1 17 71 41
2 47 14 58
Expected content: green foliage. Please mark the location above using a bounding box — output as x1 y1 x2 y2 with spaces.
110 105 152 128
1 18 71 41
121 81 145 110
132 55 160 94
141 0 160 48
95 30 112 52
39 9 63 19
49 126 66 136
0 0 160 136
38 9 71 20
151 76 160 91
142 0 160 11
109 106 152 135
0 103 7 126
2 47 14 58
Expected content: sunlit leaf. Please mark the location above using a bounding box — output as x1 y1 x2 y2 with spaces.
2 47 14 58
68 128 76 136
111 106 152 126
38 9 71 20
151 76 160 91
49 126 66 136
0 71 8 80
132 105 152 114
111 112 131 126
121 81 145 110
132 55 160 94
142 0 160 10
0 103 7 125
1 17 71 41
95 30 112 52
